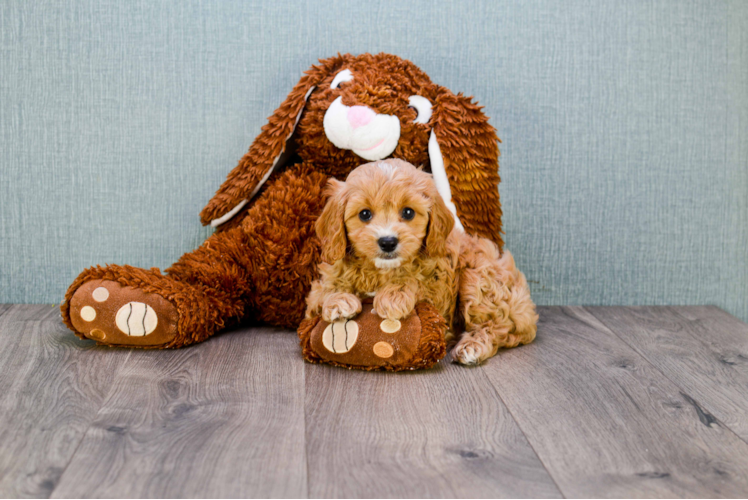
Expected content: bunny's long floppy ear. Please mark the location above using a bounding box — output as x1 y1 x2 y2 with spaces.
428 86 503 251
200 54 351 229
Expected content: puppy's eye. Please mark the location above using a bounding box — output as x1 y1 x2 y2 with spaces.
401 207 416 221
408 95 433 124
331 69 353 89
358 209 373 222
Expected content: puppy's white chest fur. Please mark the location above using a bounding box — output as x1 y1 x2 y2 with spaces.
374 256 403 270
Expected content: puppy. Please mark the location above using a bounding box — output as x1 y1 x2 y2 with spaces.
306 159 538 365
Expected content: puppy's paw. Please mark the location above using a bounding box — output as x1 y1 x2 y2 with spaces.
373 290 415 321
452 335 493 366
322 293 362 322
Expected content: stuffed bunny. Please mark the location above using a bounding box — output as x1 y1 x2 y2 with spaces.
61 53 504 348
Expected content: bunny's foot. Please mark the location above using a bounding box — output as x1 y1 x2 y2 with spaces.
68 279 179 347
61 264 240 348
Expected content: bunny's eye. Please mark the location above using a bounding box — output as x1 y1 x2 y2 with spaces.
408 96 433 124
359 209 373 222
331 69 353 89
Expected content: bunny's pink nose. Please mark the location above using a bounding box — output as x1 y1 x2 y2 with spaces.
347 106 375 129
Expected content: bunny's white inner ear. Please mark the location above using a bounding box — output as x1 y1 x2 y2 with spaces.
330 69 353 89
211 86 315 228
408 96 432 124
428 130 465 232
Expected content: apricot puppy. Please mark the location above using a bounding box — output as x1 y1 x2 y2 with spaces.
306 159 538 365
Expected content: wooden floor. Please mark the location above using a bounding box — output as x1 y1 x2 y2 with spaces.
1 305 748 498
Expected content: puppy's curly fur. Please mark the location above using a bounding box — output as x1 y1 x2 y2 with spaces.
306 159 538 365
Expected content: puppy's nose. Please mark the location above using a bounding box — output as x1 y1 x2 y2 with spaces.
378 236 399 253
347 106 375 129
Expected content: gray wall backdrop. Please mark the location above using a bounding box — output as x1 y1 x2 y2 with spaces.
1 0 747 321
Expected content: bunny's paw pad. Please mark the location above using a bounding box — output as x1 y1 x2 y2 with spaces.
298 301 448 371
69 279 178 347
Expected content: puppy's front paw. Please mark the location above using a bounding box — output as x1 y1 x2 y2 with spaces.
373 290 414 321
452 335 493 366
322 293 362 322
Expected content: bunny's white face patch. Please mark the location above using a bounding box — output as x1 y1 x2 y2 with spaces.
323 96 401 161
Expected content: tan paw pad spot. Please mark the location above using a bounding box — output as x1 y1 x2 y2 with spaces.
322 319 359 354
380 319 401 333
80 306 97 322
115 302 158 336
92 287 109 302
88 329 106 341
373 341 394 358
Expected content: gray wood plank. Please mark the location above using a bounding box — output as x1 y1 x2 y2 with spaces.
0 305 130 498
586 306 748 441
481 306 748 498
0 303 14 318
0 303 61 322
51 327 307 498
305 359 561 498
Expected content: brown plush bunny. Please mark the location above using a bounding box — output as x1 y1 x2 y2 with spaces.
61 53 504 348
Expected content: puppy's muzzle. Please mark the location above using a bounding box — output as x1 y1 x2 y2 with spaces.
378 236 399 253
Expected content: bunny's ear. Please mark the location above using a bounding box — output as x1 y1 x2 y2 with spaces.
315 179 348 264
429 86 503 250
200 54 351 229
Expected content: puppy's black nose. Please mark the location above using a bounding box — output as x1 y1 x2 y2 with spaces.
378 236 399 253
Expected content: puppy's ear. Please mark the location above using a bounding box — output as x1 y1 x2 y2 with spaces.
425 190 455 259
429 86 503 250
201 54 353 230
316 178 348 264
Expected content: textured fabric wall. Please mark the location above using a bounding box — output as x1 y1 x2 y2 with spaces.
1 0 746 320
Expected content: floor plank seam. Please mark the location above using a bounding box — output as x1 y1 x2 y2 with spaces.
302 359 311 499
476 364 567 499
48 348 134 499
583 306 748 449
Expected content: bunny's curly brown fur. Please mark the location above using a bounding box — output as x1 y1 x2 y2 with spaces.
61 53 507 348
